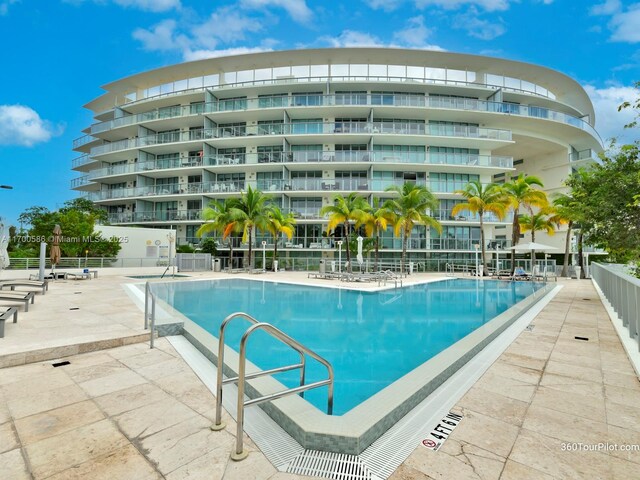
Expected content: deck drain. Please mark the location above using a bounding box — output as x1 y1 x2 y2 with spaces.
69 307 80 310
74 292 82 294
52 361 70 367
575 336 589 341
525 324 535 331
287 450 372 480
582 298 591 301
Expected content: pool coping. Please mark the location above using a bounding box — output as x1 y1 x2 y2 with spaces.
166 277 556 454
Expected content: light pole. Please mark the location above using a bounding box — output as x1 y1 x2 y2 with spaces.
495 243 500 273
261 241 267 272
474 243 480 277
337 240 343 272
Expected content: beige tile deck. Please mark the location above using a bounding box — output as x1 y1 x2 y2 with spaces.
0 273 638 479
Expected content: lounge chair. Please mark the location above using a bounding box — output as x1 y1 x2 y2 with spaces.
0 291 36 312
0 307 18 338
512 267 532 281
0 280 48 295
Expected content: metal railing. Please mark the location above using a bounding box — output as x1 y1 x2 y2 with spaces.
591 263 640 351
144 281 156 348
211 312 334 461
6 257 170 269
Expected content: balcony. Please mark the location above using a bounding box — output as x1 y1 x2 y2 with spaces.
569 149 598 163
71 175 90 188
107 209 203 224
89 181 246 201
87 92 599 146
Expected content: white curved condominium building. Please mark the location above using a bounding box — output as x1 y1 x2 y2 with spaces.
72 48 602 267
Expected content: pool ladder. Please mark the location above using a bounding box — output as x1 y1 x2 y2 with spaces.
210 312 335 461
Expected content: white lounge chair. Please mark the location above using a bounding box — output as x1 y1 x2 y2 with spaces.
0 291 35 312
0 280 48 295
0 307 18 338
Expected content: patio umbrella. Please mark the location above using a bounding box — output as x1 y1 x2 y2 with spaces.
356 236 364 269
50 224 62 277
0 223 9 273
510 241 557 272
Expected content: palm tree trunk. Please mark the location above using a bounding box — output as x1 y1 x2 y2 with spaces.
577 230 585 279
561 221 573 277
375 234 380 271
510 206 520 274
228 241 234 272
480 216 488 275
273 238 278 272
247 228 253 270
401 227 409 274
344 222 352 273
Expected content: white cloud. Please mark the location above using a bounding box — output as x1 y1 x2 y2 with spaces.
590 0 621 16
414 0 512 12
609 5 640 43
132 19 188 52
584 84 637 144
320 30 383 48
113 0 180 12
193 7 264 46
455 7 506 39
363 0 405 11
240 0 313 23
184 46 274 62
0 105 63 147
590 0 640 44
393 15 432 46
65 0 181 12
0 0 19 15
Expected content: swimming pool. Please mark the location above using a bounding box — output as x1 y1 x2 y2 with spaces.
156 278 544 415
148 277 553 453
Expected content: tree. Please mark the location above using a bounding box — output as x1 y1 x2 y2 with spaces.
265 206 296 271
550 193 580 277
518 209 557 268
231 186 271 270
320 192 369 273
17 201 121 258
452 181 507 275
361 199 395 271
565 145 640 265
502 174 548 273
197 199 240 271
384 183 441 274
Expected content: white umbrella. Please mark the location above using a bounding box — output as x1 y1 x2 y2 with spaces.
0 223 9 271
509 242 558 252
510 242 557 272
356 236 364 268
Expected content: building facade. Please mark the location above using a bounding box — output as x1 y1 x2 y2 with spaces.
71 48 602 268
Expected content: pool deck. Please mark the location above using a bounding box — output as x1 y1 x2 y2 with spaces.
0 272 639 479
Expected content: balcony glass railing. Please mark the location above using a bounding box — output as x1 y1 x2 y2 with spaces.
89 181 246 201
71 154 95 168
91 122 513 156
87 93 600 146
71 176 89 188
430 238 513 250
569 149 597 162
107 209 202 223
433 209 512 222
86 151 512 179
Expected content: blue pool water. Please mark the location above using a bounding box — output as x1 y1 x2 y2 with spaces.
153 279 544 415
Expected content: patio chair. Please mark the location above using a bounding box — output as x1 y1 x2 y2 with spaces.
0 307 18 338
512 267 532 281
0 291 36 312
0 280 48 295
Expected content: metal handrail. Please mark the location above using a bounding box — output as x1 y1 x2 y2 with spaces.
211 312 334 461
144 281 156 349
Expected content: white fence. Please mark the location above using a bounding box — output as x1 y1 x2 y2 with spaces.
591 263 640 351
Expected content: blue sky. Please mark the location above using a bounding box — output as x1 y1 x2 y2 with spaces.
0 0 638 228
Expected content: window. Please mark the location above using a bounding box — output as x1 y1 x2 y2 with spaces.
430 173 479 193
258 120 283 135
257 171 283 190
335 91 367 105
257 145 283 163
218 96 247 111
157 129 180 143
292 92 323 106
291 118 322 134
219 122 246 137
291 144 322 162
258 93 288 108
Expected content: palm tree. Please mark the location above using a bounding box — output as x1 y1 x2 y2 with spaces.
320 192 369 273
265 206 296 271
196 199 240 271
361 199 395 271
550 193 578 277
231 185 270 270
518 209 556 268
384 183 441 274
452 181 508 275
502 174 548 273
